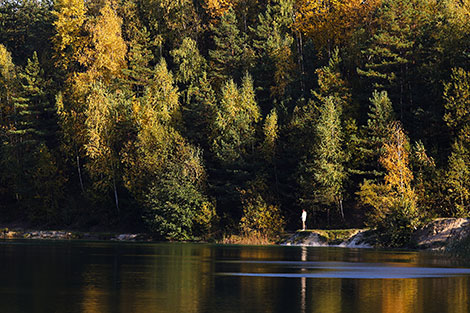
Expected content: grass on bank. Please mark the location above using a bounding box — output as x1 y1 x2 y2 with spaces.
219 228 368 246
219 231 278 245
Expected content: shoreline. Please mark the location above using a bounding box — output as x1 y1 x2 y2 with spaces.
280 229 374 248
2 218 469 253
0 228 154 242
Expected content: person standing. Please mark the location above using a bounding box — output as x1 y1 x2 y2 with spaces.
301 209 307 230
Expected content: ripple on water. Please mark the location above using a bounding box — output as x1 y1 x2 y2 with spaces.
216 260 470 279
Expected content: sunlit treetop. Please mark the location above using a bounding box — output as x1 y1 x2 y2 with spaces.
0 44 15 84
52 0 87 70
203 0 237 20
293 0 381 52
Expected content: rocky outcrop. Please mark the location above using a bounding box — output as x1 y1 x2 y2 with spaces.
0 228 152 241
338 230 374 248
412 218 470 250
281 219 470 250
280 229 373 248
281 232 329 247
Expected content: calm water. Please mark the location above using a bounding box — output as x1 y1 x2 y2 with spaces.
1 241 470 313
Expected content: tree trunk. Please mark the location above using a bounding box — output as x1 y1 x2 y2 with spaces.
296 31 305 96
327 207 330 227
273 159 279 194
339 198 345 221
113 175 120 216
76 153 84 193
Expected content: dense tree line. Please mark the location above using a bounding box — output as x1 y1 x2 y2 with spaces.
0 0 469 244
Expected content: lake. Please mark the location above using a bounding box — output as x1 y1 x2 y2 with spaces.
1 240 470 313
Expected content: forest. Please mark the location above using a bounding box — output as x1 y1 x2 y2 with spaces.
0 0 469 245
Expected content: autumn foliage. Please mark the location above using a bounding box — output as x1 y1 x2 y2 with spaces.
1 0 470 244
358 121 421 246
293 0 381 51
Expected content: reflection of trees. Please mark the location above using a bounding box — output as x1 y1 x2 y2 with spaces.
213 246 470 313
311 279 343 313
1 243 88 312
4 243 470 313
82 283 106 313
146 244 214 313
355 275 470 313
447 278 469 313
301 247 306 313
236 247 285 313
423 277 469 313
358 279 423 313
79 243 214 313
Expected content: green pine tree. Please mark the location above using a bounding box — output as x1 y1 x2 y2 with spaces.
207 73 261 224
296 51 350 224
0 0 54 67
357 90 395 179
6 52 62 223
121 26 155 96
139 0 200 51
171 36 207 111
299 96 346 223
446 140 470 216
10 52 52 147
182 72 218 149
171 37 207 86
211 73 260 164
443 67 470 216
251 0 295 103
313 48 350 115
443 67 470 141
208 7 252 88
357 0 417 119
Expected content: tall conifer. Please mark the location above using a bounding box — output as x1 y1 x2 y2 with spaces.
208 8 248 87
10 52 53 148
358 90 395 179
312 96 346 221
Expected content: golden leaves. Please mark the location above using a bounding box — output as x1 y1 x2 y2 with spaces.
52 0 87 70
147 59 181 125
358 121 418 225
203 0 237 20
84 83 112 160
380 121 414 197
0 44 15 82
53 0 127 81
84 1 127 82
263 109 279 161
293 0 381 51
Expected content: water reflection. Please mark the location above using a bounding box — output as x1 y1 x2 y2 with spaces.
219 262 470 278
77 244 215 313
301 246 306 313
1 241 470 313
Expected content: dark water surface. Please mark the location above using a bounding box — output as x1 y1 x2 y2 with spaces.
1 240 470 313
